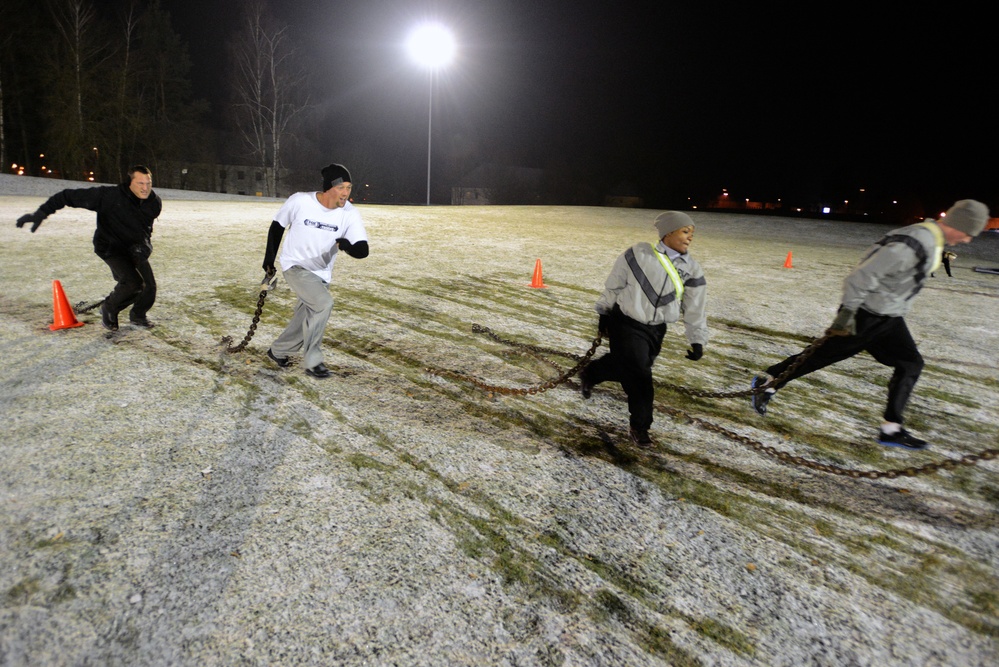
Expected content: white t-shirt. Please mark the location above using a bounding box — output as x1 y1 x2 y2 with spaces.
275 192 367 283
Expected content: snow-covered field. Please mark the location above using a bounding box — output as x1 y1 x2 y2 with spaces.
1 174 997 666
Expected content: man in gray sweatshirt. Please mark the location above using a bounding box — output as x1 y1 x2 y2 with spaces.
581 211 709 448
751 199 991 450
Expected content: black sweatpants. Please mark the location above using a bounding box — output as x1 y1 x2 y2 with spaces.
766 309 923 424
583 307 667 431
100 252 156 320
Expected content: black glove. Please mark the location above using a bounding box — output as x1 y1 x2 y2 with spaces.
16 210 45 233
598 314 610 336
685 343 703 361
130 240 152 260
336 237 353 251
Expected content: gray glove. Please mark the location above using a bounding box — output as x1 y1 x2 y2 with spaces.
16 210 46 233
826 307 856 336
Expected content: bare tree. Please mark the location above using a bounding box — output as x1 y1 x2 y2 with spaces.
43 0 108 179
228 1 310 197
102 0 142 183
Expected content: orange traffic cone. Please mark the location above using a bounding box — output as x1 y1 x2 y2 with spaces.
49 280 85 330
529 258 548 288
783 251 793 268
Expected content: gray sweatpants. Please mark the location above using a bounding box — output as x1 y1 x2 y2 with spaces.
271 266 334 370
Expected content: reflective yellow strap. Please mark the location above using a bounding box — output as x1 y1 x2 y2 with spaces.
653 245 684 302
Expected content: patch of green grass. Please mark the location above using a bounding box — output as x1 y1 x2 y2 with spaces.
682 613 756 657
918 386 980 409
34 534 69 549
813 519 837 538
638 625 703 666
712 318 815 345
588 587 710 665
967 588 998 617
6 577 41 605
346 453 395 473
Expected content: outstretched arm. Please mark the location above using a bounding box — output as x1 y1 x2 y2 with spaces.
337 238 369 259
262 220 285 272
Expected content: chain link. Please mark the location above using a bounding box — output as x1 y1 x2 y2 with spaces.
220 289 269 353
673 333 834 399
426 324 998 479
425 324 602 396
73 299 105 314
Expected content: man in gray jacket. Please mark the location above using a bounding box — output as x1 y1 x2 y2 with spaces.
751 199 991 450
580 211 709 447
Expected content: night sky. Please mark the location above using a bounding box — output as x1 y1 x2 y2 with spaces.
162 0 995 213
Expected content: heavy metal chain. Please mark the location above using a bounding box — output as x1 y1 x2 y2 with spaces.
220 272 278 354
73 298 105 314
669 333 834 399
655 402 998 479
427 324 998 478
424 324 602 395
219 289 270 353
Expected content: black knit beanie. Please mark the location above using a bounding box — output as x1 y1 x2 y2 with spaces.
321 163 351 190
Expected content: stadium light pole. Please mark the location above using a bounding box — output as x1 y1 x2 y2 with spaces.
406 23 455 205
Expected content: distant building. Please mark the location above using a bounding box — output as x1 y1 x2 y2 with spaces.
451 164 544 205
154 161 300 198
604 182 643 208
705 190 782 212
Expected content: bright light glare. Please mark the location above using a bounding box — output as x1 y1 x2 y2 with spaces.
406 23 455 69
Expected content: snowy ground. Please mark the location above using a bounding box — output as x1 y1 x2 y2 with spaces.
1 175 997 666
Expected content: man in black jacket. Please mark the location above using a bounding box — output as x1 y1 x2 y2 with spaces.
16 166 163 331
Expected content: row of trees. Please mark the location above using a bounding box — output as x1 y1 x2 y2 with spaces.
0 0 688 207
0 0 311 196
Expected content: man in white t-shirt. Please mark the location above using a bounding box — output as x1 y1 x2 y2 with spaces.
261 163 369 378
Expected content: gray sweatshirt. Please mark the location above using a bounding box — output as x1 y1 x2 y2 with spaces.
595 241 709 346
841 221 943 317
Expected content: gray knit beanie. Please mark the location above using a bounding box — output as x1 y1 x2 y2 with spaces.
653 211 695 239
942 199 989 237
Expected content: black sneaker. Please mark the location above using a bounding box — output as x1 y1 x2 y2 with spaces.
100 303 119 332
267 348 290 368
629 427 655 448
877 428 928 450
305 363 332 379
751 375 775 416
129 316 154 328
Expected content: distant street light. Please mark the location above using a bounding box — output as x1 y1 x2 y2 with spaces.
406 23 455 205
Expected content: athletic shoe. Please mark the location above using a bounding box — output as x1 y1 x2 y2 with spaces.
877 428 928 450
305 363 332 379
129 316 154 328
267 348 290 368
629 427 655 448
751 375 774 416
100 303 118 331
